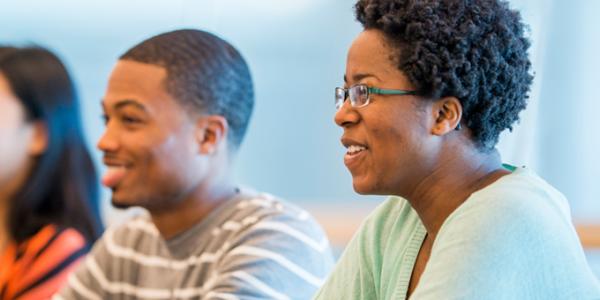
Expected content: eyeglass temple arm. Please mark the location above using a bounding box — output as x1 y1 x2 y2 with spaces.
368 87 418 95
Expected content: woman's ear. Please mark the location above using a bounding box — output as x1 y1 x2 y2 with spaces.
195 115 229 155
431 97 462 136
28 121 48 156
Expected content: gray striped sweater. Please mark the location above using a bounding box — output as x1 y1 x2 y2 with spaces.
54 190 334 300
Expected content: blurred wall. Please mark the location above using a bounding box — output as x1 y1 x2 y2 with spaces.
1 1 598 251
1 0 379 225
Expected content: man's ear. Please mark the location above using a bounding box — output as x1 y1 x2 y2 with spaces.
28 121 48 156
195 115 228 155
431 97 462 136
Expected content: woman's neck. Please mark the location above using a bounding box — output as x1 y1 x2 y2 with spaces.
0 197 10 253
0 159 34 253
405 148 509 240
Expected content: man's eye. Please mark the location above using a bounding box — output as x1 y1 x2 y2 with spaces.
122 115 142 124
101 114 109 124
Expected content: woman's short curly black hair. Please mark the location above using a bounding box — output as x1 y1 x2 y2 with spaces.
355 0 533 149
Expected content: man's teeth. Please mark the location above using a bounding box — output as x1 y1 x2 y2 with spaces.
347 145 367 154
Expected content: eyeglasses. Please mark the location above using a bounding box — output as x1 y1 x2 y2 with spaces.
335 84 419 110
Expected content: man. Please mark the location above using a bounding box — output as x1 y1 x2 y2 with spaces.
55 29 333 300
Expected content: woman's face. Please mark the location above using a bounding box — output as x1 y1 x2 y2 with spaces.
335 30 439 196
0 73 39 198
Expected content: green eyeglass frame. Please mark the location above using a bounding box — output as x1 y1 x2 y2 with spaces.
335 84 418 110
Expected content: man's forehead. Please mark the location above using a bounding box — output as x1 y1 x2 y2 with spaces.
103 60 172 110
108 60 167 90
112 59 166 77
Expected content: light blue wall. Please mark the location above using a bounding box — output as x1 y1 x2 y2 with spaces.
1 0 598 224
534 0 600 222
0 0 383 223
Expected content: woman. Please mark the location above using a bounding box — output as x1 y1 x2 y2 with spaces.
315 0 600 299
0 46 102 300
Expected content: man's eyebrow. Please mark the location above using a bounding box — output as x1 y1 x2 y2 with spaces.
101 99 148 112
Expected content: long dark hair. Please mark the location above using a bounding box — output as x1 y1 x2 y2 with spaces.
0 46 102 244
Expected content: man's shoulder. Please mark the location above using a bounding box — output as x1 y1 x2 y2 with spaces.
216 190 333 257
221 189 326 236
96 213 159 250
204 190 335 299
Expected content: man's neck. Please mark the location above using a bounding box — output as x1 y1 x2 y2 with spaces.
148 181 238 240
404 147 509 240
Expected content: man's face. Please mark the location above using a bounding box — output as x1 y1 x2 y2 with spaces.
335 30 436 196
98 60 204 211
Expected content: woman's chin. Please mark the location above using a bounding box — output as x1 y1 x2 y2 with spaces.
352 177 397 196
352 179 378 195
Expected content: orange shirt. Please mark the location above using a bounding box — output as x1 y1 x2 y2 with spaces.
0 225 87 300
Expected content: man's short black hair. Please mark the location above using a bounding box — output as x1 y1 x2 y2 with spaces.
120 29 254 150
355 0 533 149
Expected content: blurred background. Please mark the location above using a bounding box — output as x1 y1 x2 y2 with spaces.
1 0 598 276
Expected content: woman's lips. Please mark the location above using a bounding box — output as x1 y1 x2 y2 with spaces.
344 145 368 170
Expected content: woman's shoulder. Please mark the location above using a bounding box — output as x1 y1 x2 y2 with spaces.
1 224 88 300
436 166 581 259
19 224 87 259
446 167 570 230
421 168 599 298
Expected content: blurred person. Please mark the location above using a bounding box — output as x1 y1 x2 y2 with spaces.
314 0 600 299
56 29 334 300
0 46 102 300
